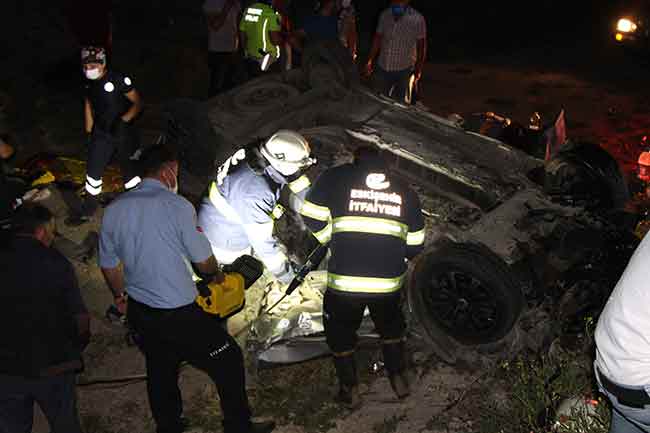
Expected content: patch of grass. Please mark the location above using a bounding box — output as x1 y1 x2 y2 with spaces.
185 389 224 433
252 358 340 433
473 347 610 433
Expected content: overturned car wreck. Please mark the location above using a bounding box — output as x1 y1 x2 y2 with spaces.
164 42 636 365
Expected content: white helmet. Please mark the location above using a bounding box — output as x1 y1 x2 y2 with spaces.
260 130 316 176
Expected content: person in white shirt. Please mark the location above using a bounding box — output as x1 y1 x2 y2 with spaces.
595 233 650 432
204 0 243 97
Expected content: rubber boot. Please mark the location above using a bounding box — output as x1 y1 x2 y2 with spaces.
383 341 410 399
333 353 361 409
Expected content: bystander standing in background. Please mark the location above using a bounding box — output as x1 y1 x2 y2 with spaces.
0 204 90 433
337 0 357 61
364 0 427 104
239 0 284 78
292 0 340 52
99 144 275 433
594 232 650 432
204 0 243 97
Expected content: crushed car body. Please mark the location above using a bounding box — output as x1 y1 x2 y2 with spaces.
167 41 637 365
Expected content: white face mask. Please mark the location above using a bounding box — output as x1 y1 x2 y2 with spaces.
85 68 102 80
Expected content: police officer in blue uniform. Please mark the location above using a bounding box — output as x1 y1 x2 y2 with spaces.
69 46 143 225
301 145 425 408
99 144 275 433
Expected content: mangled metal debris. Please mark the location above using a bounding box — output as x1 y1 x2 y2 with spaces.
162 41 637 365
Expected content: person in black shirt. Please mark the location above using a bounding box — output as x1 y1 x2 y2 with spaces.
295 0 339 45
0 204 90 433
68 46 144 225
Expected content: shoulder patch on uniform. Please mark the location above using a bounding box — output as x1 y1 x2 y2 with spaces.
124 76 132 86
104 82 115 92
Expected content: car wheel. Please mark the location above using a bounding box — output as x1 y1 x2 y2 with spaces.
408 242 524 347
544 142 630 212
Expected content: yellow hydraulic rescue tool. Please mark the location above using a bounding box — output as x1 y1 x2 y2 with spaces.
195 255 265 320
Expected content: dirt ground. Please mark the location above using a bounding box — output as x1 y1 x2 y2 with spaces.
22 28 650 433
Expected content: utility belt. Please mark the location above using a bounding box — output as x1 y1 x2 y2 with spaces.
598 367 650 408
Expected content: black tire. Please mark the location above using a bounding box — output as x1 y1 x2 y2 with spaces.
544 141 630 212
408 242 524 346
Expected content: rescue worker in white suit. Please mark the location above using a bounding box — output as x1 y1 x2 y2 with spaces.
197 130 315 291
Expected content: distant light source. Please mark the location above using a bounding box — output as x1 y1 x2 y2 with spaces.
616 18 637 33
615 33 624 41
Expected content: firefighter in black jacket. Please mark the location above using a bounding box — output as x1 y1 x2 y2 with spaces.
301 145 425 408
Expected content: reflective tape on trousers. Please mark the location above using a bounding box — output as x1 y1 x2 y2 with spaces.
331 216 408 240
124 176 142 190
327 273 405 294
85 182 102 196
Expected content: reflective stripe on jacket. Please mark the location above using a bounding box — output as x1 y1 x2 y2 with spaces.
198 160 287 275
239 2 281 61
302 160 425 295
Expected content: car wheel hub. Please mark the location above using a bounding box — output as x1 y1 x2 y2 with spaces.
425 271 500 339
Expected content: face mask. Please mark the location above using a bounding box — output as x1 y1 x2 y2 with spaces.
85 68 102 80
391 5 406 18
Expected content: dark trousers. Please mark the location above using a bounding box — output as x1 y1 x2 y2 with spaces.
207 51 243 97
371 66 414 103
323 290 405 354
243 57 281 81
86 126 139 195
127 299 251 433
0 372 82 433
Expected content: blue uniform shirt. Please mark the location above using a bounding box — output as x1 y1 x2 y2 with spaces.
99 179 213 308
